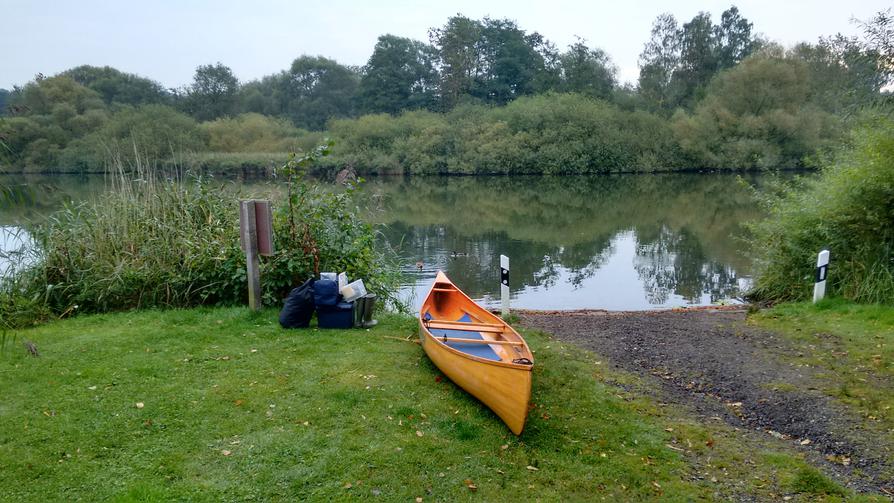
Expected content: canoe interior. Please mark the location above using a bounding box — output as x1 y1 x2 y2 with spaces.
421 276 533 364
425 313 501 361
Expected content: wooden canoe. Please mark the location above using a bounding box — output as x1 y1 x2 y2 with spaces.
418 271 534 435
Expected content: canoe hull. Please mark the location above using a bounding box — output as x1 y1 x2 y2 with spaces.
419 323 532 435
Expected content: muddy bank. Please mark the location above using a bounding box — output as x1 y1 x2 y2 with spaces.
519 308 894 496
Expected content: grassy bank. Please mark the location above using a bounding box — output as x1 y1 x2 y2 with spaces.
0 308 866 501
751 300 894 435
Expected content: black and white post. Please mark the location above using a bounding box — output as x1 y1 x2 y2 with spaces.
500 254 510 317
813 249 830 303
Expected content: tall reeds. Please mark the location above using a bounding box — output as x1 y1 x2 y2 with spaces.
1 141 401 328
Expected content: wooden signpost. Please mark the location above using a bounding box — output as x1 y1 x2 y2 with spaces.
239 200 274 310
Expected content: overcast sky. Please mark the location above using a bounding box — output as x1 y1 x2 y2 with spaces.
2 0 890 90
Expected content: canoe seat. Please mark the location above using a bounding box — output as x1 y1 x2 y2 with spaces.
425 313 501 361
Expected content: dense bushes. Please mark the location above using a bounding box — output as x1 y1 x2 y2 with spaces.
673 50 841 169
326 94 684 174
0 151 400 327
748 115 894 304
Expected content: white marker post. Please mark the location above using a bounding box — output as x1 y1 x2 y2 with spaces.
500 254 510 317
813 250 830 303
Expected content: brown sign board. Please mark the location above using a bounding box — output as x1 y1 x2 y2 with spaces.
239 199 274 257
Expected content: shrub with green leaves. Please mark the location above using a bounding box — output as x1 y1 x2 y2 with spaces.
0 145 400 327
748 114 894 304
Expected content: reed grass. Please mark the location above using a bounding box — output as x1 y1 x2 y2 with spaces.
747 114 894 304
0 144 401 327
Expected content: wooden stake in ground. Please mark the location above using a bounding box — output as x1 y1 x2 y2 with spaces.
239 200 274 311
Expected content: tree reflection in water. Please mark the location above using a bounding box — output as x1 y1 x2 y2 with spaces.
368 173 765 310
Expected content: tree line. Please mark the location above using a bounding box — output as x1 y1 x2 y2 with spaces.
0 7 891 174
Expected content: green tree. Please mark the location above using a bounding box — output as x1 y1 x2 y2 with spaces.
0 88 9 116
673 50 839 168
559 38 616 99
857 8 893 81
429 15 484 109
639 7 756 110
673 12 718 107
238 72 290 117
10 74 105 115
357 35 438 114
61 65 169 106
182 63 239 121
283 55 359 130
713 6 755 70
96 104 206 162
793 36 888 115
472 18 556 105
638 13 681 109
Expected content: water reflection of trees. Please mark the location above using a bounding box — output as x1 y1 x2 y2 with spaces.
370 174 764 305
634 226 741 304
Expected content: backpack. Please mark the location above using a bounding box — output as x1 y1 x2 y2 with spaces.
279 278 316 329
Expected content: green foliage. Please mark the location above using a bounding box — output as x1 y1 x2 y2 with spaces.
638 7 756 110
95 104 206 164
327 93 682 174
0 88 9 115
283 56 359 130
202 113 305 153
673 50 840 168
0 76 109 171
62 65 170 106
559 39 616 99
793 36 890 115
430 16 560 108
357 35 438 114
0 145 399 325
748 115 894 304
181 63 239 121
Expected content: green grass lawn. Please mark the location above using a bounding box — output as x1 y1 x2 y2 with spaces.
751 299 894 436
0 307 869 501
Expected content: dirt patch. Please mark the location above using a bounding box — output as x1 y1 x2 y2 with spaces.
520 309 894 496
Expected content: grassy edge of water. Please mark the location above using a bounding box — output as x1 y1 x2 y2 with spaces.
0 307 877 501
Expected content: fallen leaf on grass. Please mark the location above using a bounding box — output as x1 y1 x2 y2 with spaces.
343 482 352 489
221 450 232 456
416 430 424 437
463 479 477 492
234 400 244 406
87 386 97 391
705 438 715 448
135 402 144 409
500 444 509 450
416 498 423 502
526 465 539 471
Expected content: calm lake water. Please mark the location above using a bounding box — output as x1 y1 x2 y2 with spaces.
0 173 767 311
